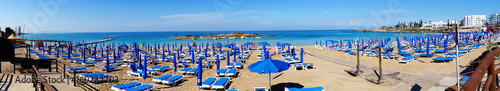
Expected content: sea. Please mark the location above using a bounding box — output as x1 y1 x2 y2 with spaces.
22 30 437 46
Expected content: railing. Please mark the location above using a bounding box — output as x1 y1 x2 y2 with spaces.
56 60 77 86
462 48 500 91
32 65 55 91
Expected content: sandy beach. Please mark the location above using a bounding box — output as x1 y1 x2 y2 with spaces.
7 38 497 91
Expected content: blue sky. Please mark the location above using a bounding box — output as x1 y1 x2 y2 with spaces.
0 0 498 33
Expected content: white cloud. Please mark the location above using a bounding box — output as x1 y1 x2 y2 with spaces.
257 21 273 25
324 11 330 13
349 21 360 26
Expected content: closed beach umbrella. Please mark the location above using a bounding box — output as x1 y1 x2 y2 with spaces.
426 37 430 56
197 56 203 86
106 48 110 73
162 43 165 62
247 59 290 91
205 48 208 61
396 37 401 55
444 35 448 53
227 50 230 64
191 49 195 64
143 53 147 80
216 53 220 75
173 53 177 73
300 48 304 63
292 47 295 59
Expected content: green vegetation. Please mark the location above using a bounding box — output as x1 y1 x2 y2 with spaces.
400 29 430 32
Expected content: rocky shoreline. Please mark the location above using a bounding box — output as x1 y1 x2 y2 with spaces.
172 32 275 40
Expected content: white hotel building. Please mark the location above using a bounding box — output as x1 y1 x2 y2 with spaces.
464 15 486 27
489 13 500 24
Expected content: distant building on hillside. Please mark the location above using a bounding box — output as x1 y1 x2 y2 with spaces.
489 13 500 24
422 21 446 29
464 15 486 27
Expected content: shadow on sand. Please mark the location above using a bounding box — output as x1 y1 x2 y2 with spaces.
270 82 303 91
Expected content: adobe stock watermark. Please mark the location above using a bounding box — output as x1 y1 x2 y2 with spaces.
212 0 243 20
22 0 71 34
15 75 120 84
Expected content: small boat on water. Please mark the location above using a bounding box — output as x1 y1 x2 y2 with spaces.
240 36 246 39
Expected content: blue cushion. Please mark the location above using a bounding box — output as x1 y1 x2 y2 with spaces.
112 82 141 89
123 84 153 91
213 78 229 86
201 77 217 85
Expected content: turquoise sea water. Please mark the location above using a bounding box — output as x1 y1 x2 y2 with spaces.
23 30 437 46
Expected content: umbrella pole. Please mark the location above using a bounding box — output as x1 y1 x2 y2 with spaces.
269 73 272 91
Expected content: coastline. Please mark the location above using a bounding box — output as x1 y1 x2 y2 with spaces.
355 28 480 33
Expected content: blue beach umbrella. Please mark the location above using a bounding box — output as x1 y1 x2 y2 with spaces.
227 50 230 64
396 37 401 55
83 45 87 63
48 44 51 55
68 43 72 59
444 35 449 53
162 43 165 62
197 56 203 86
106 48 110 73
216 52 220 75
113 46 117 63
143 53 147 80
247 59 290 90
300 48 304 63
426 37 430 56
205 48 208 61
173 52 177 73
56 42 59 58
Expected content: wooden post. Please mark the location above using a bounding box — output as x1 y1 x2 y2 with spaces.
356 43 360 73
63 65 66 78
378 47 382 81
56 60 58 72
73 69 76 86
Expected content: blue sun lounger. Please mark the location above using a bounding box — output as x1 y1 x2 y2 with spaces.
79 73 105 77
211 77 230 90
226 62 234 68
127 64 145 77
123 84 154 91
70 58 84 63
285 85 324 91
381 54 398 59
432 57 454 62
100 65 119 71
186 68 199 75
234 62 243 68
152 74 173 83
67 67 88 73
200 77 217 89
151 66 170 72
178 67 192 74
225 68 237 77
419 53 434 57
111 82 142 91
434 50 445 53
444 53 464 58
82 62 98 66
294 64 304 70
348 52 356 55
217 69 228 77
399 57 413 64
162 75 184 86
147 65 162 70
